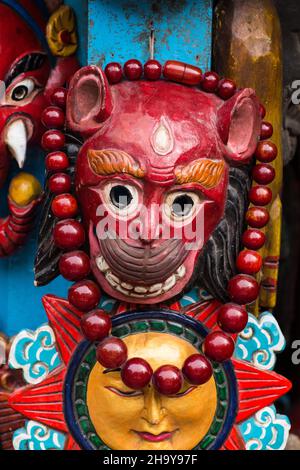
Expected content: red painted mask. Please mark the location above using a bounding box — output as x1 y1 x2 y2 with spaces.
0 0 77 188
67 66 261 304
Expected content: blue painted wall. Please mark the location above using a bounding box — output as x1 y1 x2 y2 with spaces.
0 0 212 336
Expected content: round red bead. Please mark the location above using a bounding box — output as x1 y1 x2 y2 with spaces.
201 71 219 92
81 309 112 342
236 249 262 274
105 62 123 84
68 280 101 311
228 274 259 304
45 152 69 172
217 78 236 100
252 164 275 185
217 303 248 333
41 106 65 129
152 365 183 396
53 219 85 250
260 121 273 140
59 250 90 281
121 358 153 390
259 103 266 119
255 141 277 163
96 337 128 369
51 193 78 218
49 173 71 194
242 229 266 250
144 59 162 80
42 130 65 151
246 207 270 228
50 87 67 108
124 59 143 80
249 186 272 206
182 354 213 385
203 332 235 362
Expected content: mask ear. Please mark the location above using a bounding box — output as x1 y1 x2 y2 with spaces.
217 88 261 164
66 65 113 136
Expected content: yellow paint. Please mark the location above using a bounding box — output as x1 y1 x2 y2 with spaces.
9 172 42 207
87 332 217 450
46 5 77 57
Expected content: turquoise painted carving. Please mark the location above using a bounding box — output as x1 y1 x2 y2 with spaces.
235 312 285 370
239 406 290 450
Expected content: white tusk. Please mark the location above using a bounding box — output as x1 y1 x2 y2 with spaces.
5 119 28 169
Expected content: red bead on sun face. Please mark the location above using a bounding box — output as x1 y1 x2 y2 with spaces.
53 219 85 250
59 250 91 281
124 59 143 80
217 78 236 100
217 303 248 333
203 332 235 362
152 365 183 396
81 309 112 341
51 194 78 218
144 59 162 80
105 62 123 84
242 229 266 250
96 337 128 369
252 164 275 185
41 106 65 129
49 173 71 194
255 141 277 163
182 354 213 385
260 121 273 140
46 152 69 172
227 274 259 304
249 186 272 206
68 280 101 311
42 130 65 151
50 87 67 108
121 358 153 390
246 207 270 228
236 249 262 274
201 71 219 92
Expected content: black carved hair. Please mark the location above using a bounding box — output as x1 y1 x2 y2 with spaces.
196 165 252 302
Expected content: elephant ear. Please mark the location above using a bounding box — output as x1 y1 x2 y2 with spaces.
34 133 82 286
217 88 261 164
66 65 113 136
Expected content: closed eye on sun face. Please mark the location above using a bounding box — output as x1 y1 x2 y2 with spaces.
106 386 143 397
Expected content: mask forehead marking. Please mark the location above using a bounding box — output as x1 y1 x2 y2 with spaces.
151 117 174 156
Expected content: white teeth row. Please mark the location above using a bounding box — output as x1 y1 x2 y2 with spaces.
95 256 186 298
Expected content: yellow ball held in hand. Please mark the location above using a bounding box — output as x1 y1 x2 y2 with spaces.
9 172 42 207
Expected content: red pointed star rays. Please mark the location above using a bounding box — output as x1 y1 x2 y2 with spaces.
7 295 291 451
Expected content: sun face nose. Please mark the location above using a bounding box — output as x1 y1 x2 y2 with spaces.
142 386 167 425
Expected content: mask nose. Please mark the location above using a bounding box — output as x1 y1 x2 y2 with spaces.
137 205 162 243
142 387 166 425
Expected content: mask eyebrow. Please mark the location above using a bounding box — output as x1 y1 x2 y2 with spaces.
174 158 225 189
88 149 145 178
5 53 47 87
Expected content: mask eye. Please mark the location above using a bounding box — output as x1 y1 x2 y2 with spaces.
110 185 133 209
172 194 194 217
102 182 139 219
164 191 202 224
8 78 36 103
